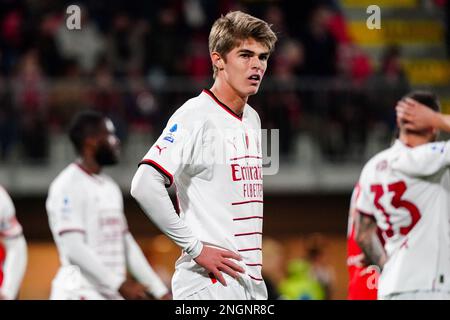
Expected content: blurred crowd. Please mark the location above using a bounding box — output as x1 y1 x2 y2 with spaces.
0 0 414 163
262 234 337 300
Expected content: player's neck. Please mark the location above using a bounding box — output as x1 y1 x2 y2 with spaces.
210 81 247 116
76 157 101 175
399 134 430 148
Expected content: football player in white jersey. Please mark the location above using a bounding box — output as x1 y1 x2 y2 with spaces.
0 186 27 300
131 11 277 300
355 91 450 299
46 111 170 300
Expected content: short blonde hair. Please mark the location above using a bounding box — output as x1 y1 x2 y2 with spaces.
209 11 278 78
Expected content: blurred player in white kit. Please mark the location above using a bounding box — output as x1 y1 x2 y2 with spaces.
0 186 27 300
356 91 450 300
131 11 277 300
46 111 170 300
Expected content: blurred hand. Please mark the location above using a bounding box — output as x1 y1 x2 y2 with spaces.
118 279 149 300
159 292 172 300
194 246 245 286
144 291 173 300
396 97 438 131
354 252 371 268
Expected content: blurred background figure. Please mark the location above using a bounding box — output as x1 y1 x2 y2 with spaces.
0 186 27 300
278 259 326 300
261 237 285 300
55 6 105 75
45 111 170 300
304 233 336 300
277 233 336 300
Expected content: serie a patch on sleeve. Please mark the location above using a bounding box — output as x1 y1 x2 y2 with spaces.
163 124 178 143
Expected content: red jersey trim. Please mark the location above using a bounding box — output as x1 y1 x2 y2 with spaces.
238 247 262 252
234 232 263 237
230 155 262 161
248 274 263 281
139 159 174 188
233 216 263 221
0 232 22 239
232 200 263 206
246 263 263 267
358 210 375 218
58 228 86 236
75 163 94 176
202 89 243 121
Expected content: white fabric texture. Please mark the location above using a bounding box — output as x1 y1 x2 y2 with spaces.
0 235 27 300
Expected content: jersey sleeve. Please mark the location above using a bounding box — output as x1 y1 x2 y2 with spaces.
46 183 86 236
139 110 202 187
391 141 450 177
115 184 129 234
0 188 22 238
355 169 376 217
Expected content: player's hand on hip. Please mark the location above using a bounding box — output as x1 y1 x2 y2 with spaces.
118 279 149 300
194 246 245 286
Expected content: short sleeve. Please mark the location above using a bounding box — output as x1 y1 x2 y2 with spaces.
46 184 86 236
139 111 202 187
355 170 375 218
0 187 22 238
392 141 450 177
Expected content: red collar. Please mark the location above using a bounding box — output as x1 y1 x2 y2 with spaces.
203 89 243 121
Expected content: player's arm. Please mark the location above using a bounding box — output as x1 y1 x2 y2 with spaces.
131 165 244 286
0 233 27 300
58 231 149 299
355 212 387 270
396 97 450 132
124 232 171 300
47 185 146 299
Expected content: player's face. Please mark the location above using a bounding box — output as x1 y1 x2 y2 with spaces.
94 119 120 166
222 38 270 97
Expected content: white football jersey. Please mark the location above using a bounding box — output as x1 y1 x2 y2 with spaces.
0 186 22 239
46 163 128 296
140 89 266 299
356 140 450 298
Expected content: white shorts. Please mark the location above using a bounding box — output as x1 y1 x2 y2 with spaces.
50 285 118 300
183 281 253 300
50 266 123 300
381 290 450 300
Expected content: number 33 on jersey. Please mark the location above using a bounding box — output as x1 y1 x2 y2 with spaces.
356 140 450 297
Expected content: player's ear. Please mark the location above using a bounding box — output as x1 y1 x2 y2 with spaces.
211 52 224 71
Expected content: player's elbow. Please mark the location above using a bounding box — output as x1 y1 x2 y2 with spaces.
131 165 165 202
130 178 139 200
355 228 373 250
130 166 144 197
130 172 145 203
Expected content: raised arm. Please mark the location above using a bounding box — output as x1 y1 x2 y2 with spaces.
396 97 450 132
